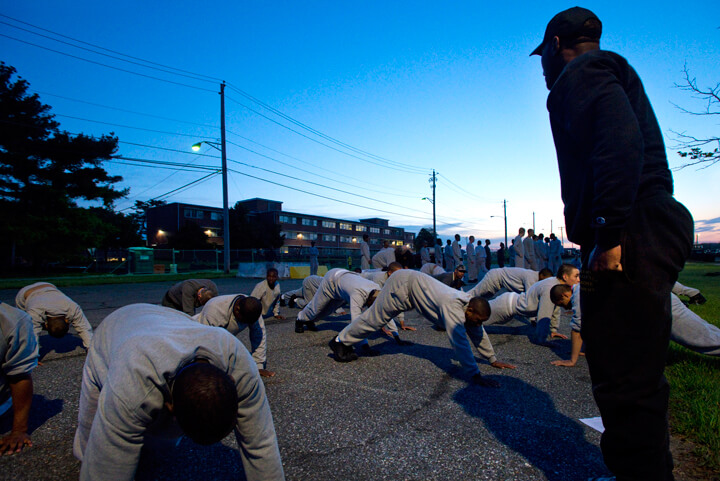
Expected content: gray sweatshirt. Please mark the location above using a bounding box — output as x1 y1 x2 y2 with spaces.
343 270 497 376
15 282 93 348
466 267 539 298
163 279 219 315
73 303 284 481
250 280 281 318
193 294 268 369
0 303 39 408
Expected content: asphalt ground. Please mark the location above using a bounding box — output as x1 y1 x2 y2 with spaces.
1 275 614 480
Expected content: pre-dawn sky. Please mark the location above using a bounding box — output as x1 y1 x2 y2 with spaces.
2 1 718 245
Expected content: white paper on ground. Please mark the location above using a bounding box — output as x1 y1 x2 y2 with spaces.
580 416 605 433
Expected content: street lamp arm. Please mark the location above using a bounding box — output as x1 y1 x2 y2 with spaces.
192 140 222 152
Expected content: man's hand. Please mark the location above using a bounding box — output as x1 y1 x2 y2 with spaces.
400 324 416 331
471 373 500 388
274 315 286 320
258 369 276 377
551 359 577 367
381 327 394 339
590 245 622 272
490 361 516 370
550 332 568 340
0 431 32 455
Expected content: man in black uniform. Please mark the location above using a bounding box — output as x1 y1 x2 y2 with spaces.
532 7 694 480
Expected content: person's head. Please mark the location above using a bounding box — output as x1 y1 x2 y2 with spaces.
469 235 475 243
169 362 238 445
454 265 467 279
485 239 490 246
465 297 491 328
365 290 380 307
527 228 534 237
550 284 573 308
266 268 279 288
387 261 403 275
538 233 544 240
500 242 505 248
538 268 553 280
518 227 525 235
363 234 369 241
233 296 262 325
44 315 69 338
353 267 362 273
531 7 602 89
311 241 316 247
446 239 451 245
436 238 442 246
454 234 460 241
557 263 580 286
197 288 216 306
550 233 556 240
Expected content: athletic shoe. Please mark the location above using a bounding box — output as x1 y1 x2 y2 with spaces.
328 338 357 362
305 321 318 332
295 321 304 333
689 293 707 305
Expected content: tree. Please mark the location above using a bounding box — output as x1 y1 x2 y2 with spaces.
169 221 212 250
414 228 436 251
671 65 719 169
228 202 285 249
129 199 167 242
0 63 127 267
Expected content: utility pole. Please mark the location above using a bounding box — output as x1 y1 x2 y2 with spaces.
220 81 230 274
533 211 536 232
431 170 437 246
559 226 565 248
503 199 508 248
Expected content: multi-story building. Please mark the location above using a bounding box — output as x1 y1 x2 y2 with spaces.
238 198 413 252
146 199 415 251
146 202 224 246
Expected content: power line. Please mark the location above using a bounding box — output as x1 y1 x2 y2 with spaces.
0 19 219 86
54 114 218 139
0 33 217 93
0 14 223 83
225 94 428 175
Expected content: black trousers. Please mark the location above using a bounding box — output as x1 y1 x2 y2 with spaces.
580 192 693 481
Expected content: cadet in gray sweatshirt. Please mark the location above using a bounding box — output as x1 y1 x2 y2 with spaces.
73 304 284 481
193 294 275 377
15 282 93 349
0 303 39 455
161 279 218 315
332 270 516 386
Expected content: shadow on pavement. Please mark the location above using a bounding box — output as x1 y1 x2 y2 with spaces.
135 436 244 481
0 395 64 435
453 376 607 481
38 334 84 360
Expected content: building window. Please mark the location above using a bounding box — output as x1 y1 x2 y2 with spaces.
302 218 318 226
210 212 223 221
322 220 336 228
370 227 380 234
323 234 336 242
279 215 297 224
355 225 366 232
370 238 380 244
340 236 353 243
297 232 318 240
339 222 352 231
383 229 391 235
184 209 205 219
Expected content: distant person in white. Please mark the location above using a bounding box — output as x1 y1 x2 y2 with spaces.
513 228 525 268
547 233 563 274
73 304 284 481
419 241 431 266
193 294 275 377
466 236 478 282
360 234 372 270
15 282 93 349
0 303 39 455
475 239 488 277
452 234 463 270
308 241 319 276
443 239 455 271
523 228 536 270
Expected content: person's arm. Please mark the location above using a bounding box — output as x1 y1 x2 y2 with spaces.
272 287 282 319
69 304 94 349
0 374 33 454
181 283 198 315
552 331 583 367
79 388 148 481
231 354 284 480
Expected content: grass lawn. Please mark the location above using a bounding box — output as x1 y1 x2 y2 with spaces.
668 262 720 472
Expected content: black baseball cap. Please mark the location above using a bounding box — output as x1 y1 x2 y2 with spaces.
530 6 601 56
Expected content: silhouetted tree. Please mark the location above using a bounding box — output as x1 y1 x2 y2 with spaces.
0 63 126 267
228 202 284 249
414 228 436 251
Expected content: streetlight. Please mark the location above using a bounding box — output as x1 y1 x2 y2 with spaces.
422 196 436 245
